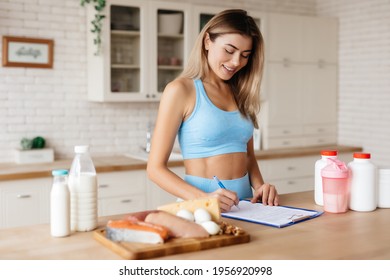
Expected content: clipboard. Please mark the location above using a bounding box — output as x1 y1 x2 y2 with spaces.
221 200 323 228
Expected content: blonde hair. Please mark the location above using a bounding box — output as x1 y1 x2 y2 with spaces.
180 9 264 128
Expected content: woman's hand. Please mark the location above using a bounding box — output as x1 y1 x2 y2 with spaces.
209 189 239 212
251 183 279 206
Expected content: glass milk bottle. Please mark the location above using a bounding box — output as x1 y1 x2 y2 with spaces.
68 145 98 231
348 153 377 212
314 150 338 205
50 169 70 237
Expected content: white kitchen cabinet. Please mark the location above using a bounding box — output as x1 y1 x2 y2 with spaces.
97 170 146 216
267 13 338 64
258 156 317 194
146 166 184 209
262 13 338 150
0 178 51 228
258 152 351 195
267 13 304 63
87 0 191 102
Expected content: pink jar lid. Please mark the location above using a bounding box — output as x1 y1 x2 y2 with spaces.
354 153 371 159
321 158 349 178
321 150 338 156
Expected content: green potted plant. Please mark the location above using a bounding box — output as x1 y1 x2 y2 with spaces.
81 0 106 55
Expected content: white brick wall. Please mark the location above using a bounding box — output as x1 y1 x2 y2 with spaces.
317 0 390 167
0 0 316 163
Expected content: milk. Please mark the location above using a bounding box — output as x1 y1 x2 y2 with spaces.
68 173 98 232
50 169 70 237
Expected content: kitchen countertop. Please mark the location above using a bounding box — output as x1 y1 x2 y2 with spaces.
1 190 388 260
0 145 362 181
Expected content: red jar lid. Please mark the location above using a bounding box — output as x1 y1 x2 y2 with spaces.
354 153 371 159
321 150 338 156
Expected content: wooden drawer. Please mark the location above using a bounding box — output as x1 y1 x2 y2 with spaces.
97 171 146 198
267 125 303 137
259 155 317 181
264 137 304 149
304 135 337 146
0 178 51 228
98 194 146 216
303 124 336 135
272 177 314 194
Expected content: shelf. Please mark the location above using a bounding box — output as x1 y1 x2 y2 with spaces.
111 64 139 69
158 33 184 39
111 30 140 37
158 65 183 70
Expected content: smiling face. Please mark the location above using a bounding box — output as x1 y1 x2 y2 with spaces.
204 32 253 81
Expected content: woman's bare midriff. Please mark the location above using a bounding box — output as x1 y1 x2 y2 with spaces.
183 152 248 180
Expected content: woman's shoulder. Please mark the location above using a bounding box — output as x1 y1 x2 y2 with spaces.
161 78 196 117
165 77 194 93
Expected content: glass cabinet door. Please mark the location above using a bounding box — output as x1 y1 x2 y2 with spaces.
156 9 184 93
149 2 190 96
110 5 141 95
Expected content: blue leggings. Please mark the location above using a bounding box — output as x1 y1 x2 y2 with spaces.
184 173 253 200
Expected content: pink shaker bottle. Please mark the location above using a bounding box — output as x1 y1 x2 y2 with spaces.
321 158 349 213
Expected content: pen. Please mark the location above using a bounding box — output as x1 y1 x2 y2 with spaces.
213 176 240 209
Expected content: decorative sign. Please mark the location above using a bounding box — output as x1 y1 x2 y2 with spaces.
2 36 54 68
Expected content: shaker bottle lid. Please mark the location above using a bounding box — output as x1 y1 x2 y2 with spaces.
52 169 69 176
74 145 89 153
353 153 371 159
321 150 338 156
321 158 349 178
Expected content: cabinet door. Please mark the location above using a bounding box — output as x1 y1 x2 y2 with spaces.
191 5 226 37
149 1 191 95
267 13 303 62
99 194 146 216
97 170 146 216
0 178 51 228
302 16 338 63
302 64 338 125
266 62 303 126
258 155 316 194
88 0 153 102
147 166 184 209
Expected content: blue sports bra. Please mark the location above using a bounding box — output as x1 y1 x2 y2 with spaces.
178 79 254 159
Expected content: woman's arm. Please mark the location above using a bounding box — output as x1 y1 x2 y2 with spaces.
246 137 279 206
147 79 206 200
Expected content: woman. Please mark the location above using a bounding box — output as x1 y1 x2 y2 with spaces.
147 9 278 212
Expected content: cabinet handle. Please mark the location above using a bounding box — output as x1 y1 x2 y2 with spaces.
287 181 296 185
121 199 132 203
17 194 31 199
282 130 291 134
99 184 109 188
287 166 295 171
282 141 291 145
282 58 290 67
318 59 325 68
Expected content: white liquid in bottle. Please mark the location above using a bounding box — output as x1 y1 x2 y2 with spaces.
50 169 71 237
68 173 98 232
68 145 98 232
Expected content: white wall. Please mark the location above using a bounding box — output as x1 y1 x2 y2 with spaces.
0 0 316 163
317 0 390 167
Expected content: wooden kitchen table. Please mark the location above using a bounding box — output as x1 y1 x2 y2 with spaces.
1 191 389 260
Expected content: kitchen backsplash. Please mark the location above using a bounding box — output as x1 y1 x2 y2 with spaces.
0 0 317 163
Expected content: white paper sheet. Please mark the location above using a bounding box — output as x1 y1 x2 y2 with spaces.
222 200 322 228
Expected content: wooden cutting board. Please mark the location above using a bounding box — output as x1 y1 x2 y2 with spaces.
94 228 250 260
